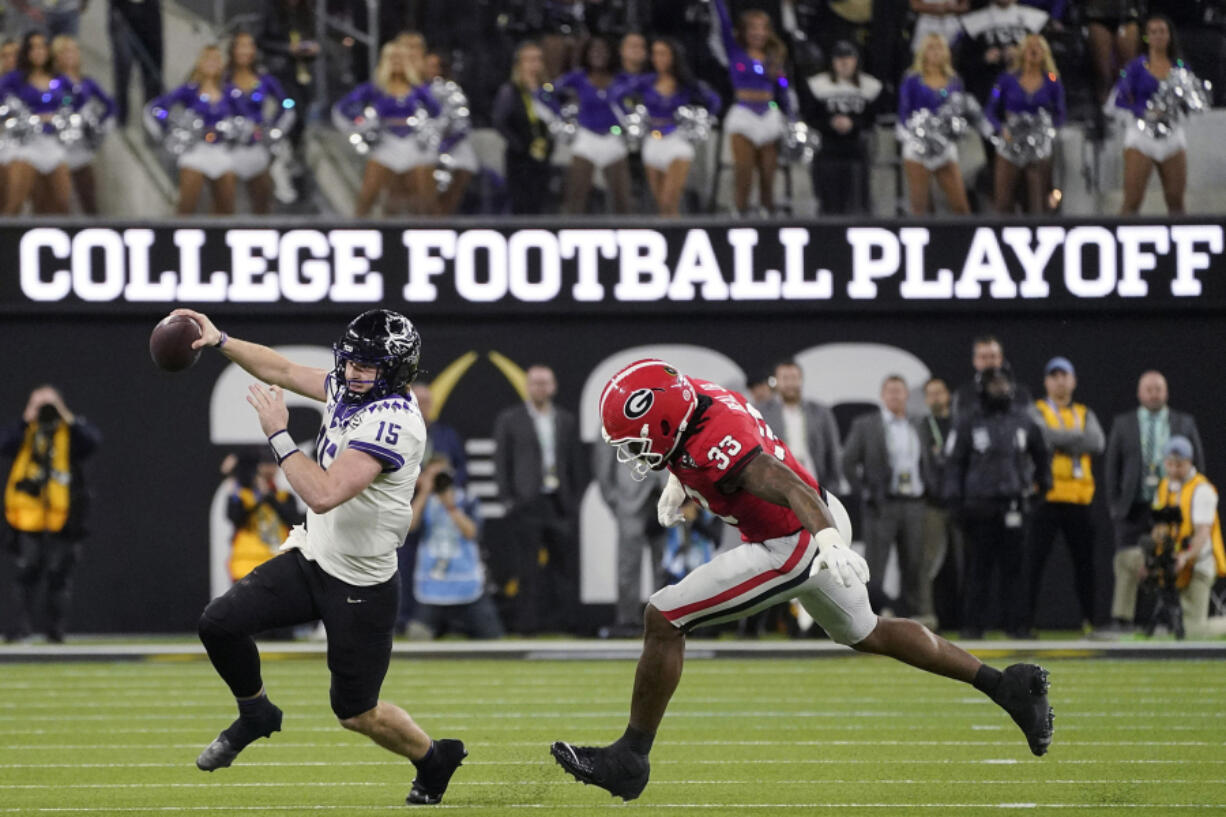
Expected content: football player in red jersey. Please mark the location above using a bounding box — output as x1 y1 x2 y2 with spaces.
552 359 1054 800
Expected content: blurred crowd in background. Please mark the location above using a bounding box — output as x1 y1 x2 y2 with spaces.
0 0 1223 217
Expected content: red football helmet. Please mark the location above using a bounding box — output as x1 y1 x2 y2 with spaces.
599 359 698 479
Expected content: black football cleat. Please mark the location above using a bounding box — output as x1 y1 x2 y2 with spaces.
406 739 467 805
196 702 283 772
992 663 1054 757
196 733 241 772
550 740 650 801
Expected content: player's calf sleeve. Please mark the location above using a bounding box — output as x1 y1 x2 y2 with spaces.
972 665 1003 696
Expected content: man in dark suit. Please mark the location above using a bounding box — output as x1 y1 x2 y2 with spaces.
1102 370 1204 633
493 364 585 634
757 360 844 490
843 375 930 623
593 441 668 637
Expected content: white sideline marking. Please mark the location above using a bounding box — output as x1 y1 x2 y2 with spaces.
2 739 1219 751
0 710 1214 723
0 722 1199 736
0 804 1220 812
0 758 1220 769
0 778 1214 790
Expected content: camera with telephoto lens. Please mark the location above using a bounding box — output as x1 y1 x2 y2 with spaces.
432 469 454 494
1142 505 1186 638
1144 506 1183 586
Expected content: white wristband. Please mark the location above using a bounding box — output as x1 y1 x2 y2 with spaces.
814 527 846 551
268 429 299 465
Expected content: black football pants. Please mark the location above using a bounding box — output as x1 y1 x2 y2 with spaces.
198 549 398 719
1025 501 1096 627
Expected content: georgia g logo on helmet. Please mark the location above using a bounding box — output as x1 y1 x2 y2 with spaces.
624 388 659 420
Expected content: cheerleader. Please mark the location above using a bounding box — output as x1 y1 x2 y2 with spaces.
396 30 429 79
897 33 970 215
807 40 881 215
1114 15 1191 215
226 31 295 215
613 38 720 217
552 36 632 215
425 50 476 216
0 39 17 209
710 0 792 215
984 34 1065 214
0 31 71 215
50 35 115 215
619 31 648 78
146 45 239 215
333 40 441 217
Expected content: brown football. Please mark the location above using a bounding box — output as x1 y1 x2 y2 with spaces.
150 315 203 372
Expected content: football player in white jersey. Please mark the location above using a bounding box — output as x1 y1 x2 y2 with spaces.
168 307 467 806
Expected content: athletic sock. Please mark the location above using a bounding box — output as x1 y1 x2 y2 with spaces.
412 740 440 772
614 725 655 756
221 692 280 749
973 665 1004 697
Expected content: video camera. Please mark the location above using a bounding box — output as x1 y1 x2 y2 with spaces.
1144 506 1183 586
1142 506 1186 638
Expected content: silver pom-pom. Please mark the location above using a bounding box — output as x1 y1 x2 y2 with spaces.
344 105 382 155
0 97 34 147
993 109 1056 165
431 78 472 143
547 101 579 145
903 91 983 159
780 119 817 165
51 110 86 148
1141 65 1211 139
674 105 713 144
409 102 444 151
164 109 205 156
434 150 455 192
615 102 648 151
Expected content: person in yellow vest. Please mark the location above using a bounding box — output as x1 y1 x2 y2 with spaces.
1128 435 1226 637
1025 357 1104 636
225 449 302 582
2 385 101 643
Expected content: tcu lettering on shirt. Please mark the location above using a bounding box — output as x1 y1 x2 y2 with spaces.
824 94 869 116
671 380 821 543
981 24 1029 47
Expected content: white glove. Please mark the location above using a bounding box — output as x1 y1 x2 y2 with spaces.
657 472 687 528
812 528 870 587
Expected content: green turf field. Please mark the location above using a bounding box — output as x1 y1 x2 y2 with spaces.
1 656 1223 815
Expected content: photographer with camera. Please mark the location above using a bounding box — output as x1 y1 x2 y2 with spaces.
2 385 101 643
406 454 504 640
224 448 303 583
1119 436 1226 638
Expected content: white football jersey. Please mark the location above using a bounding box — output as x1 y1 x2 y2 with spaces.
288 375 427 586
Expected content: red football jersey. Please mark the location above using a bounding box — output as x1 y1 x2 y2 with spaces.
669 380 822 543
